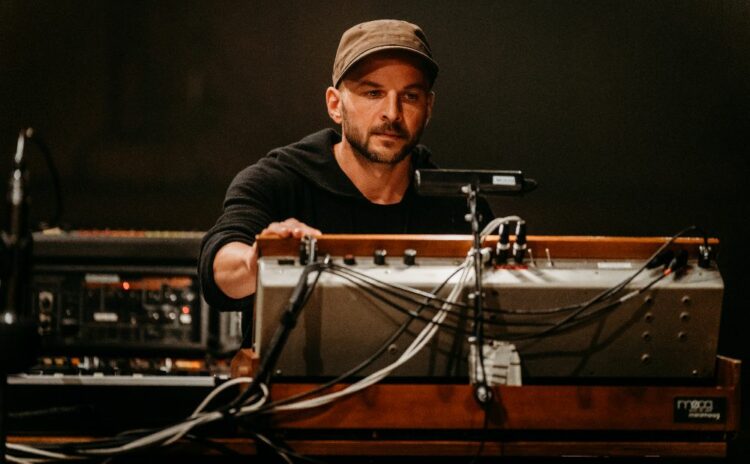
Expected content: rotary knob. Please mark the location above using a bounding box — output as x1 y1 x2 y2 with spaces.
403 248 417 266
374 249 387 265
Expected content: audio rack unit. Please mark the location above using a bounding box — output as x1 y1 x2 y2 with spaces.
31 230 242 356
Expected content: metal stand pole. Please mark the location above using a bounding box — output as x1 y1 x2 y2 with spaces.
462 183 492 405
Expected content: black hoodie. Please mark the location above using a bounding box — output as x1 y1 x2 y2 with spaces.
199 128 493 310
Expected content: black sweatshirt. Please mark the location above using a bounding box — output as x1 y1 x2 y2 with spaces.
199 128 493 310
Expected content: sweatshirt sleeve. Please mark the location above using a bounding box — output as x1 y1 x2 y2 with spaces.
198 159 289 311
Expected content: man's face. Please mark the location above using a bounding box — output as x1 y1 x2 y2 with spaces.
329 52 434 165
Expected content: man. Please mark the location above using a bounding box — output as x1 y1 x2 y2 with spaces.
199 19 492 311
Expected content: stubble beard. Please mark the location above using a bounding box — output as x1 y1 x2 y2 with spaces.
340 104 424 166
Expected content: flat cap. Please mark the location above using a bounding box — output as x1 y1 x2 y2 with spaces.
332 19 439 87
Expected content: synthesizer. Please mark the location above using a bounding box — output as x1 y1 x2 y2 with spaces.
253 235 722 381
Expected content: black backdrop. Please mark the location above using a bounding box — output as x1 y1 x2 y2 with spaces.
2 0 749 455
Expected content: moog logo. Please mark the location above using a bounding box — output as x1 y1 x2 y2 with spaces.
676 399 715 413
674 397 725 423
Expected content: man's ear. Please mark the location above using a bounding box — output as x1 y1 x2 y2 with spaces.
425 90 435 126
326 87 342 124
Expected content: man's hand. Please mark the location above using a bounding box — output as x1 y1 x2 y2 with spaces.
260 218 322 239
213 218 321 299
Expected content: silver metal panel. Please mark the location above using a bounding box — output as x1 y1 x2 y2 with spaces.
8 373 219 387
254 258 723 380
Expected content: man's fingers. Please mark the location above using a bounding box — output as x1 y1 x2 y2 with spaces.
260 219 321 238
260 223 290 237
291 225 321 238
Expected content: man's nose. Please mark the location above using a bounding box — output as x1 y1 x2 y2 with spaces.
381 92 402 122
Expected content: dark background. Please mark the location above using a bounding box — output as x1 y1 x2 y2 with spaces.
1 0 748 457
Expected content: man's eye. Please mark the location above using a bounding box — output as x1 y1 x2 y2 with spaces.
365 90 381 97
403 93 420 101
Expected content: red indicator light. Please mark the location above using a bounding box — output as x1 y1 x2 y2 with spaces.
181 306 190 314
122 282 131 291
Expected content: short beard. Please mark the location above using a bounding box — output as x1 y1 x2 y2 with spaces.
340 105 422 166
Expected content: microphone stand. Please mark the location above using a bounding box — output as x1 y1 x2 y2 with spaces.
461 182 492 406
0 130 40 463
414 169 537 407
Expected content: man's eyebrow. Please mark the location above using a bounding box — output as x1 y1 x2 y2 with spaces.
356 80 384 88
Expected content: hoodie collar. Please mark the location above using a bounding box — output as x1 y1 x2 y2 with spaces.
266 128 437 200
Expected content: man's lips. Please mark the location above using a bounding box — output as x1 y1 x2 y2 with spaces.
374 132 404 139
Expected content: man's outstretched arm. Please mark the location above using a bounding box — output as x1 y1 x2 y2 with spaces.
213 218 322 299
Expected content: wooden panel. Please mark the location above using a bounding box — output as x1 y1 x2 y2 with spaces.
269 357 740 432
8 358 739 459
8 437 728 458
257 234 719 259
214 438 727 458
269 384 738 431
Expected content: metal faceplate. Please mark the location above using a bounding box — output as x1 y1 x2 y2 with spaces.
254 257 723 380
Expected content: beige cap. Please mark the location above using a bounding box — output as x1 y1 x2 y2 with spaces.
332 19 439 87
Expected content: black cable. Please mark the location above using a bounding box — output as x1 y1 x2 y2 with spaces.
325 267 479 331
468 407 490 464
328 237 691 341
449 226 705 342
325 267 610 333
254 265 467 412
23 128 64 228
499 271 670 341
495 226 703 341
328 262 473 308
327 268 559 336
324 267 570 332
501 230 699 341
223 261 327 414
533 268 673 338
327 263 581 317
329 261 630 316
184 433 244 457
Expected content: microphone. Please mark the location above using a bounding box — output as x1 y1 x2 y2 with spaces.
1 129 39 374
